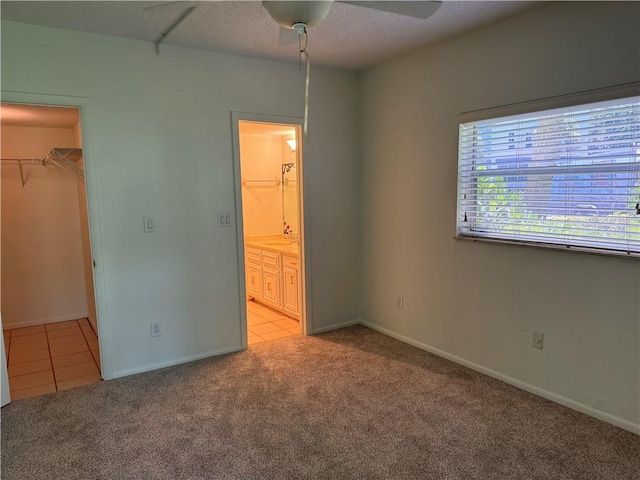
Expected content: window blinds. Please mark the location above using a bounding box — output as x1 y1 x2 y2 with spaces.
457 95 640 256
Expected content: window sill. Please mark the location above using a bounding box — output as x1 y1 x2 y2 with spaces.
453 235 639 261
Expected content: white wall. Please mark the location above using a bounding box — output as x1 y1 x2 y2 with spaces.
1 125 88 328
359 1 640 431
1 21 360 378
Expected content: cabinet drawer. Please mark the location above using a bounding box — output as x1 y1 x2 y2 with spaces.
246 248 262 266
283 256 299 269
262 251 280 270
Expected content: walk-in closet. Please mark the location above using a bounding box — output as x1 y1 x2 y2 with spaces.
1 103 101 401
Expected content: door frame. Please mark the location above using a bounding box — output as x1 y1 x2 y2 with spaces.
230 112 312 348
1 91 113 387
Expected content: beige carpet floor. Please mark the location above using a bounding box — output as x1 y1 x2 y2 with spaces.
1 325 638 479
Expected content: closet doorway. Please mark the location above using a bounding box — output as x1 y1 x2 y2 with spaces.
235 118 308 346
1 103 101 401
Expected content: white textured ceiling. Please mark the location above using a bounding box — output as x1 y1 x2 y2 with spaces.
1 1 542 70
1 104 80 128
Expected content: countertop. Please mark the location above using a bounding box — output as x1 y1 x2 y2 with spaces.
246 240 299 258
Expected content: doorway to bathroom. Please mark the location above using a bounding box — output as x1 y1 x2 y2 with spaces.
235 118 307 346
1 103 102 402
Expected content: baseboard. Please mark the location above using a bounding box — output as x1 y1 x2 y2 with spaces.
361 320 639 435
2 312 89 330
111 345 244 379
311 318 361 335
87 315 98 335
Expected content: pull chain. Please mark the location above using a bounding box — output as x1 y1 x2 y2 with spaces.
299 26 310 143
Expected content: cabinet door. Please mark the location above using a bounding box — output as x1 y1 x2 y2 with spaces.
247 265 262 298
262 269 280 308
283 266 299 316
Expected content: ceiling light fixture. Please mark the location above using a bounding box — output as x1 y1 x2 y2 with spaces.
286 139 297 151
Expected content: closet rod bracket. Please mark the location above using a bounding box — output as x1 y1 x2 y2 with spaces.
18 161 25 188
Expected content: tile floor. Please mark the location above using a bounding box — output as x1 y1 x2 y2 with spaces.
4 318 101 401
247 300 300 345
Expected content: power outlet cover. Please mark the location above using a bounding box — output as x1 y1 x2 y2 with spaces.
151 322 162 337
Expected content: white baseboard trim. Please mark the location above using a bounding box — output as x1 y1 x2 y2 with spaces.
311 319 361 335
361 320 639 435
111 345 244 380
3 313 89 330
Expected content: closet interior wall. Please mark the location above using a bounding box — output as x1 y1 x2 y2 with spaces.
1 122 93 329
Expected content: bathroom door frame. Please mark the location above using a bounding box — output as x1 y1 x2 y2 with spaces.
1 91 113 400
230 112 312 348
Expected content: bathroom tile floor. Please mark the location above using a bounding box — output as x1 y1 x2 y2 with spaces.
4 319 101 401
247 300 300 345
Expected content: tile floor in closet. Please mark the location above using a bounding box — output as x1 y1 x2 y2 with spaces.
247 300 300 344
4 318 101 401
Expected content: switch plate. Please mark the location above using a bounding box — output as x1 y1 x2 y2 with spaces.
143 216 156 233
532 332 544 349
396 295 404 310
218 212 232 228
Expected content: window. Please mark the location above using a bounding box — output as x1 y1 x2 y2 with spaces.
457 93 640 256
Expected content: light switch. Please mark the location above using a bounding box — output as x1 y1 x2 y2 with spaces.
218 212 232 228
143 216 156 233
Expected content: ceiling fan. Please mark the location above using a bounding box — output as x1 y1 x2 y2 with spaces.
145 1 442 44
145 1 442 140
258 1 441 140
263 1 441 27
263 1 441 44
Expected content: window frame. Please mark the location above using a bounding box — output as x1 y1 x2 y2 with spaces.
455 82 640 259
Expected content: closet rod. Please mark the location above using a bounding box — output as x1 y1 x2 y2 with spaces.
1 158 45 164
242 177 280 185
1 159 45 187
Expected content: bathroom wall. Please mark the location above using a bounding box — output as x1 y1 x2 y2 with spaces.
239 132 286 236
281 136 298 235
1 125 88 328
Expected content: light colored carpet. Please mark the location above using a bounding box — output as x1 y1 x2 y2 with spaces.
1 325 638 479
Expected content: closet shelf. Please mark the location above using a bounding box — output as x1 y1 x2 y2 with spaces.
1 147 84 187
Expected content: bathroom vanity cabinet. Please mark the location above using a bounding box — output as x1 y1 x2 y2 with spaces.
245 245 301 320
282 255 300 318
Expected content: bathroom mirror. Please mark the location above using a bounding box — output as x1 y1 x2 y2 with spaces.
282 162 298 235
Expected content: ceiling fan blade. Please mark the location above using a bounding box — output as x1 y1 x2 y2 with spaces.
143 1 191 13
339 1 441 19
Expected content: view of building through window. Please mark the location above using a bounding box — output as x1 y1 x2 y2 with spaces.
458 95 640 254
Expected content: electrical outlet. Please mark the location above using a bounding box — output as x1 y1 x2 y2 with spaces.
151 322 162 337
396 295 404 310
532 332 544 349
